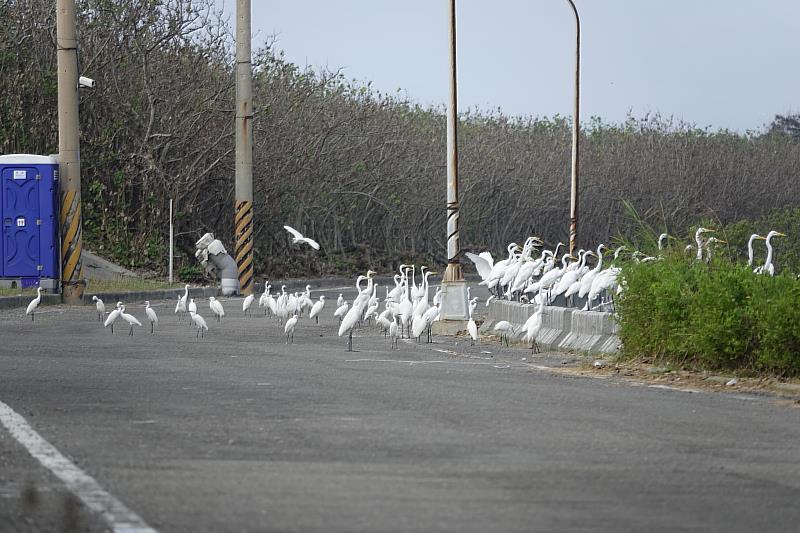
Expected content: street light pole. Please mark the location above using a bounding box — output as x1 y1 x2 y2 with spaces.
565 0 581 256
437 0 470 328
234 0 254 296
57 0 84 303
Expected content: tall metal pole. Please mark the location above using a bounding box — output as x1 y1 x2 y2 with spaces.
436 0 469 328
566 0 581 256
444 0 462 284
57 0 84 303
234 0 254 296
168 198 174 284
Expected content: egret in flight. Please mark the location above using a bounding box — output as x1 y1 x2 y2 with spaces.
283 225 320 250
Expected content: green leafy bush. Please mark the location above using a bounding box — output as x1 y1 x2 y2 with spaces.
617 253 800 376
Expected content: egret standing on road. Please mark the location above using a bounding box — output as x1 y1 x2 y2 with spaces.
242 293 255 317
119 305 143 336
189 310 208 338
25 287 43 322
144 301 158 334
92 296 105 322
284 312 299 343
209 297 225 322
104 302 123 333
309 295 326 324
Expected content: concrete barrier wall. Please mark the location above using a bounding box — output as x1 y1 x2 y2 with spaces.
480 299 620 355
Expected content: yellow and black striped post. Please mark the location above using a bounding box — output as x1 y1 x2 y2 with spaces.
57 0 84 303
60 189 84 300
234 200 253 294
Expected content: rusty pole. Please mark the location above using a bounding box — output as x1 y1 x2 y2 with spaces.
565 0 581 256
444 0 462 283
234 0 254 295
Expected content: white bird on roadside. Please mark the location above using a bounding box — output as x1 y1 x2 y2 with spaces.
283 225 320 250
209 297 225 321
119 305 142 336
334 301 349 322
465 251 495 283
337 293 344 307
242 293 255 317
189 310 208 338
25 287 43 322
522 298 545 352
284 312 299 343
188 298 197 315
175 294 186 322
92 296 105 322
309 295 325 323
389 317 400 349
493 320 515 346
467 318 478 346
339 299 366 352
468 297 478 317
104 302 123 333
144 301 158 334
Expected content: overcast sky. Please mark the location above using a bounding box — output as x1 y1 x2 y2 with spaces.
217 0 799 133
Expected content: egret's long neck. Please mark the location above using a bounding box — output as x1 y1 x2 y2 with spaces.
764 236 774 269
747 236 756 266
695 232 704 261
594 248 604 272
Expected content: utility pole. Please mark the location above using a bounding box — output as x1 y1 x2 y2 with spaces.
566 0 581 256
436 0 470 329
57 0 84 303
234 0 254 295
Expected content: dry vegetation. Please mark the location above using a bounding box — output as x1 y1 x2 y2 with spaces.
2 0 800 280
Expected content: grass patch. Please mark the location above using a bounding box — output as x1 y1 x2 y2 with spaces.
0 277 184 298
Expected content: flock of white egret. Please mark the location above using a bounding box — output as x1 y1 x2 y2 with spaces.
21 224 788 354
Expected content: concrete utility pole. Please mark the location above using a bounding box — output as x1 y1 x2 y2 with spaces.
566 0 581 256
234 0 254 295
57 0 84 303
437 0 470 327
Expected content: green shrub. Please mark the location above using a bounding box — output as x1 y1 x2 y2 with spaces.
617 252 800 376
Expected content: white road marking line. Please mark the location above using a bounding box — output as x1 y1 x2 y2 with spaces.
0 400 157 533
344 358 524 367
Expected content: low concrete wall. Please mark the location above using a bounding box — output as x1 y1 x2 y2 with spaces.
480 299 620 355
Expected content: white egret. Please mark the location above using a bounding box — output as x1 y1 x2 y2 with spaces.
755 230 786 276
493 320 515 347
309 295 326 324
92 296 105 322
578 244 607 299
747 234 763 267
339 299 365 352
284 312 299 343
389 317 400 349
104 302 123 333
467 317 478 346
333 301 349 322
242 293 255 317
209 296 225 322
468 297 478 317
119 305 143 336
694 227 714 262
465 251 495 282
175 294 186 322
522 298 545 352
283 225 320 250
189 310 208 338
25 287 43 322
188 298 197 315
144 301 158 334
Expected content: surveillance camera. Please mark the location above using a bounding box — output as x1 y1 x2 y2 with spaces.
78 76 95 89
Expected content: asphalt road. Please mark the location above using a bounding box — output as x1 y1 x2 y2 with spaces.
1 284 799 532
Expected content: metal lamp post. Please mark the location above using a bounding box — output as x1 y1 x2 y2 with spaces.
565 0 581 256
437 0 470 329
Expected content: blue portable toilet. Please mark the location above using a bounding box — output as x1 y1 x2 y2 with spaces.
0 154 60 291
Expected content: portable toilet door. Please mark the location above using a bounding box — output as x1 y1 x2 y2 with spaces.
1 162 42 277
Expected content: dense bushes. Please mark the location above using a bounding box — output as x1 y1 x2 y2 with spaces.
616 253 800 376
